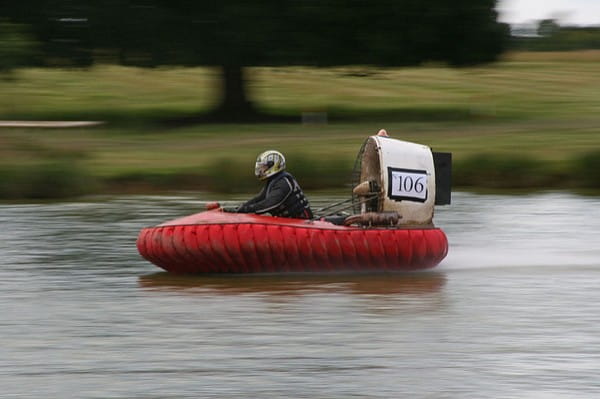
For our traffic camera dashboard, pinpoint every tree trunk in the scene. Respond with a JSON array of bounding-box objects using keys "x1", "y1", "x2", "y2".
[{"x1": 215, "y1": 64, "x2": 256, "y2": 121}]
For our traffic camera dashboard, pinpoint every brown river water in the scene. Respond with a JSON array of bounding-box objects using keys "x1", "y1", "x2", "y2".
[{"x1": 1, "y1": 192, "x2": 599, "y2": 398}]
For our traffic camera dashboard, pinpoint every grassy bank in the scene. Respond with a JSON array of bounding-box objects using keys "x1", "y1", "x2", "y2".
[
  {"x1": 1, "y1": 51, "x2": 599, "y2": 199},
  {"x1": 1, "y1": 123, "x2": 598, "y2": 199}
]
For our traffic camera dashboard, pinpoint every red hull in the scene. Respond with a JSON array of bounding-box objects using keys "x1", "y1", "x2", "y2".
[{"x1": 136, "y1": 210, "x2": 448, "y2": 273}]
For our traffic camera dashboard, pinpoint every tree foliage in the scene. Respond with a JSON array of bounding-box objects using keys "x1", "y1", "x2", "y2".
[{"x1": 0, "y1": 19, "x2": 37, "y2": 76}]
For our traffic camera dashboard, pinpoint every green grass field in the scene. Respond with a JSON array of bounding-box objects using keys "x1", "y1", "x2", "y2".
[{"x1": 1, "y1": 51, "x2": 599, "y2": 198}]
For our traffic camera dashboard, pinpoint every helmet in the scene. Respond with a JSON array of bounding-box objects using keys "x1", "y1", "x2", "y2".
[{"x1": 255, "y1": 150, "x2": 286, "y2": 180}]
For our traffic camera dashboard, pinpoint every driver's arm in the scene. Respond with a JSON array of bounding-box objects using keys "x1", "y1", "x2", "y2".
[
  {"x1": 237, "y1": 177, "x2": 293, "y2": 214},
  {"x1": 236, "y1": 186, "x2": 267, "y2": 212}
]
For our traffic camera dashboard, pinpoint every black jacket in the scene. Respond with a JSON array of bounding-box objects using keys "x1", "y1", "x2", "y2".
[{"x1": 237, "y1": 172, "x2": 313, "y2": 219}]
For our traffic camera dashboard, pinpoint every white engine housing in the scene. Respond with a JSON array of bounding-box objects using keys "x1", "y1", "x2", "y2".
[{"x1": 357, "y1": 135, "x2": 436, "y2": 225}]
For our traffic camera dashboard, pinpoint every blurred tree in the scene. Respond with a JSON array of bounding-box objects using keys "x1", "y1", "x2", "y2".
[
  {"x1": 2, "y1": 0, "x2": 509, "y2": 121},
  {"x1": 0, "y1": 19, "x2": 37, "y2": 78},
  {"x1": 537, "y1": 19, "x2": 560, "y2": 37}
]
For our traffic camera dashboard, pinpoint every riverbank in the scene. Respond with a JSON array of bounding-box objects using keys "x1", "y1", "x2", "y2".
[
  {"x1": 1, "y1": 51, "x2": 599, "y2": 199},
  {"x1": 1, "y1": 121, "x2": 598, "y2": 199}
]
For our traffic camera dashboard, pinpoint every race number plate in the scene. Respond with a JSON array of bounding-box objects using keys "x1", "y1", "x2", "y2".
[{"x1": 387, "y1": 167, "x2": 428, "y2": 202}]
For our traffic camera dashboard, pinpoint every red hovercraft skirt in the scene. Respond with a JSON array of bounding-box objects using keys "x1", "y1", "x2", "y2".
[{"x1": 136, "y1": 210, "x2": 448, "y2": 274}]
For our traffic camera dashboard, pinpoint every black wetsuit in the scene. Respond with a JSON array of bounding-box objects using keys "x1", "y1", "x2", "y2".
[{"x1": 237, "y1": 171, "x2": 313, "y2": 219}]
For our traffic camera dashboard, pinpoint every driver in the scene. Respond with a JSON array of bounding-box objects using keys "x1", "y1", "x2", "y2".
[{"x1": 236, "y1": 150, "x2": 313, "y2": 219}]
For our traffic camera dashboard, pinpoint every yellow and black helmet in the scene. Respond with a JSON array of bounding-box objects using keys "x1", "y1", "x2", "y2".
[{"x1": 255, "y1": 150, "x2": 286, "y2": 180}]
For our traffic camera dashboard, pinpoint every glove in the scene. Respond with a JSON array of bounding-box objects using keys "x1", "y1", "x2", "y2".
[{"x1": 204, "y1": 202, "x2": 220, "y2": 210}]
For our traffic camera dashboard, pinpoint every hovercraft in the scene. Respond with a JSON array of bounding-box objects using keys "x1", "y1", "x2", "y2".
[{"x1": 137, "y1": 130, "x2": 452, "y2": 274}]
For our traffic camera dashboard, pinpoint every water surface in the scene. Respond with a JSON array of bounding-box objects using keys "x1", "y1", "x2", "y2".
[{"x1": 1, "y1": 192, "x2": 599, "y2": 398}]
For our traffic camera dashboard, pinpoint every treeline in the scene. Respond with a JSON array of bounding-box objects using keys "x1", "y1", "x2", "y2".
[
  {"x1": 1, "y1": 1, "x2": 508, "y2": 120},
  {"x1": 513, "y1": 20, "x2": 600, "y2": 51}
]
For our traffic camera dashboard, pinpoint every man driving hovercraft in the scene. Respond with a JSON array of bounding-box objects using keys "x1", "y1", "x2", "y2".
[{"x1": 235, "y1": 150, "x2": 313, "y2": 219}]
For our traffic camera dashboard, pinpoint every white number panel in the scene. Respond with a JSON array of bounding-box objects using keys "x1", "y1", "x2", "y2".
[{"x1": 387, "y1": 167, "x2": 428, "y2": 202}]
